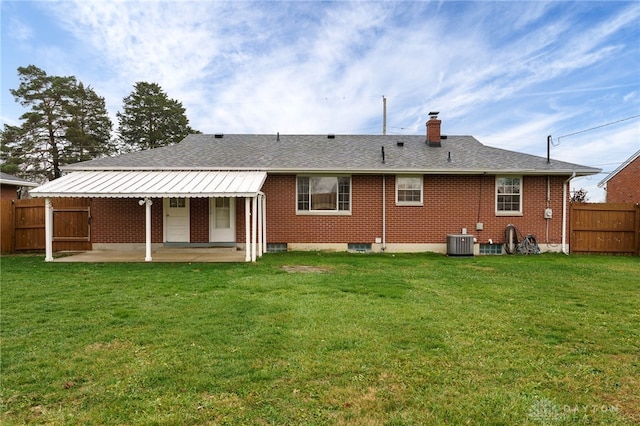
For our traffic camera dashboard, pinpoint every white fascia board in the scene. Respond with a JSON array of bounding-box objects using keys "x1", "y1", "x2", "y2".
[
  {"x1": 266, "y1": 168, "x2": 601, "y2": 176},
  {"x1": 0, "y1": 178, "x2": 39, "y2": 187}
]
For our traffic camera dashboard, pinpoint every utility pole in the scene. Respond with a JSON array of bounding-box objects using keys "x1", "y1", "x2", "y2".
[{"x1": 382, "y1": 95, "x2": 387, "y2": 135}]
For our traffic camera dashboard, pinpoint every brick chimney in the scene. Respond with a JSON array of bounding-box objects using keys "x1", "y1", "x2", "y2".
[{"x1": 426, "y1": 111, "x2": 441, "y2": 147}]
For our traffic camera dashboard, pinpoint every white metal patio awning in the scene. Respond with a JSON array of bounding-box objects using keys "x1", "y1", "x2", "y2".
[{"x1": 29, "y1": 170, "x2": 267, "y2": 198}]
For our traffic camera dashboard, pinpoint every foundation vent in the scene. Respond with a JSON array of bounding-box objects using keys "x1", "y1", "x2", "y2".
[
  {"x1": 348, "y1": 243, "x2": 372, "y2": 253},
  {"x1": 267, "y1": 243, "x2": 288, "y2": 253}
]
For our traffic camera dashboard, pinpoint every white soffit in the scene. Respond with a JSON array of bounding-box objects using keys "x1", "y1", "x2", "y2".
[{"x1": 29, "y1": 171, "x2": 267, "y2": 198}]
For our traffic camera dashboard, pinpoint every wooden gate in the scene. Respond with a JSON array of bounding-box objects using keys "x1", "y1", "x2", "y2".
[
  {"x1": 570, "y1": 203, "x2": 640, "y2": 255},
  {"x1": 1, "y1": 198, "x2": 91, "y2": 252},
  {"x1": 14, "y1": 198, "x2": 45, "y2": 250}
]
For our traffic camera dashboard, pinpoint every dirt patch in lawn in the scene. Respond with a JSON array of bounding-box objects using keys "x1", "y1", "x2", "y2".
[{"x1": 282, "y1": 265, "x2": 331, "y2": 273}]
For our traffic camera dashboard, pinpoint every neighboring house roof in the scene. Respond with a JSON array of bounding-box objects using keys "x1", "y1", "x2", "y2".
[
  {"x1": 0, "y1": 172, "x2": 39, "y2": 187},
  {"x1": 597, "y1": 149, "x2": 640, "y2": 187},
  {"x1": 63, "y1": 134, "x2": 601, "y2": 176}
]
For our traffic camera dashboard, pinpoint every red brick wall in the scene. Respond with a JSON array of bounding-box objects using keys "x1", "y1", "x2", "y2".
[
  {"x1": 90, "y1": 174, "x2": 569, "y2": 247},
  {"x1": 1, "y1": 185, "x2": 18, "y2": 200},
  {"x1": 261, "y1": 174, "x2": 566, "y2": 246},
  {"x1": 259, "y1": 175, "x2": 382, "y2": 243},
  {"x1": 386, "y1": 175, "x2": 566, "y2": 244},
  {"x1": 606, "y1": 156, "x2": 640, "y2": 203},
  {"x1": 190, "y1": 198, "x2": 209, "y2": 243},
  {"x1": 235, "y1": 197, "x2": 247, "y2": 242},
  {"x1": 92, "y1": 198, "x2": 163, "y2": 243}
]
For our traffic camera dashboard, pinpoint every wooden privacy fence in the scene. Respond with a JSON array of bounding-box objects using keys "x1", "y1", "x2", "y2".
[
  {"x1": 570, "y1": 203, "x2": 640, "y2": 255},
  {"x1": 0, "y1": 198, "x2": 91, "y2": 253}
]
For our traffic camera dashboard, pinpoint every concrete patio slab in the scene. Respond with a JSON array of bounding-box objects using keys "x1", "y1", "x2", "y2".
[{"x1": 52, "y1": 247, "x2": 248, "y2": 263}]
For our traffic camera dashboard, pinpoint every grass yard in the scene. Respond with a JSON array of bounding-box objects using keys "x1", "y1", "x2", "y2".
[{"x1": 1, "y1": 252, "x2": 639, "y2": 425}]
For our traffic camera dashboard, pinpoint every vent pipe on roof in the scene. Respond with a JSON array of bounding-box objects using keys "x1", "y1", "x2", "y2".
[
  {"x1": 381, "y1": 146, "x2": 385, "y2": 164},
  {"x1": 328, "y1": 134, "x2": 335, "y2": 139},
  {"x1": 277, "y1": 132, "x2": 280, "y2": 142},
  {"x1": 214, "y1": 134, "x2": 224, "y2": 138}
]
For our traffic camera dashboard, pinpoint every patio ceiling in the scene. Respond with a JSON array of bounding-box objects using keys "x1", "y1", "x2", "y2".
[{"x1": 29, "y1": 170, "x2": 267, "y2": 198}]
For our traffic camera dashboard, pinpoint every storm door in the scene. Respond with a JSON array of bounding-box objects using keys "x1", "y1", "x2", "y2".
[
  {"x1": 164, "y1": 197, "x2": 190, "y2": 242},
  {"x1": 210, "y1": 197, "x2": 235, "y2": 243}
]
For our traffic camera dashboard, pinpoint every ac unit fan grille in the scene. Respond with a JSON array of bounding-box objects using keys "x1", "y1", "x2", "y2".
[{"x1": 447, "y1": 234, "x2": 474, "y2": 256}]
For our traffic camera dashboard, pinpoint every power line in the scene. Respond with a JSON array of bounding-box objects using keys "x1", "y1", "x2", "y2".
[{"x1": 557, "y1": 114, "x2": 640, "y2": 141}]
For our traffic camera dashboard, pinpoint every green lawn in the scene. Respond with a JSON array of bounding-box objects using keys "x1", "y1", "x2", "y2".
[{"x1": 1, "y1": 252, "x2": 638, "y2": 425}]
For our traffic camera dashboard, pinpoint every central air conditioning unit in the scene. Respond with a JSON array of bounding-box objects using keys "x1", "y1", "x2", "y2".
[{"x1": 447, "y1": 234, "x2": 474, "y2": 256}]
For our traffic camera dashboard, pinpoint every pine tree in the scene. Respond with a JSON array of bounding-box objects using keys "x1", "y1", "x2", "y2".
[
  {"x1": 117, "y1": 82, "x2": 198, "y2": 152},
  {"x1": 1, "y1": 65, "x2": 114, "y2": 181},
  {"x1": 65, "y1": 82, "x2": 115, "y2": 162}
]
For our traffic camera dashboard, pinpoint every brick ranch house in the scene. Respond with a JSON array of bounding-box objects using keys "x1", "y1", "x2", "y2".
[
  {"x1": 597, "y1": 149, "x2": 640, "y2": 203},
  {"x1": 30, "y1": 114, "x2": 600, "y2": 262}
]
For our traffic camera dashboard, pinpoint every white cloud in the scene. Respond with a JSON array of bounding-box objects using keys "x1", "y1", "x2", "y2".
[
  {"x1": 7, "y1": 17, "x2": 33, "y2": 41},
  {"x1": 3, "y1": 0, "x2": 637, "y2": 173}
]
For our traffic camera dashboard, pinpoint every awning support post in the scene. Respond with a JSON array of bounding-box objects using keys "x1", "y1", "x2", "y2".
[
  {"x1": 245, "y1": 197, "x2": 251, "y2": 262},
  {"x1": 257, "y1": 194, "x2": 263, "y2": 257},
  {"x1": 142, "y1": 198, "x2": 153, "y2": 261},
  {"x1": 251, "y1": 195, "x2": 257, "y2": 262},
  {"x1": 44, "y1": 197, "x2": 53, "y2": 262}
]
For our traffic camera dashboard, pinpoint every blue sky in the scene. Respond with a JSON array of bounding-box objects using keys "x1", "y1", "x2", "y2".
[{"x1": 2, "y1": 1, "x2": 639, "y2": 201}]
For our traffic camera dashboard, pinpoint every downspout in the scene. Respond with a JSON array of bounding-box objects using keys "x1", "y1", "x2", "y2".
[
  {"x1": 562, "y1": 172, "x2": 576, "y2": 255},
  {"x1": 382, "y1": 175, "x2": 386, "y2": 251}
]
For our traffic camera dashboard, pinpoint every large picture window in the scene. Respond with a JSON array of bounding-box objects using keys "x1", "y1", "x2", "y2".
[
  {"x1": 396, "y1": 175, "x2": 423, "y2": 205},
  {"x1": 496, "y1": 176, "x2": 522, "y2": 215},
  {"x1": 297, "y1": 176, "x2": 350, "y2": 214}
]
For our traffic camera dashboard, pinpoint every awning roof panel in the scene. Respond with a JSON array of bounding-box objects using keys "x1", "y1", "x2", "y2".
[{"x1": 29, "y1": 171, "x2": 267, "y2": 198}]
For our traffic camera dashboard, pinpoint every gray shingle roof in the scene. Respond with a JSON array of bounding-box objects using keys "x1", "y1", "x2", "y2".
[
  {"x1": 0, "y1": 172, "x2": 39, "y2": 187},
  {"x1": 64, "y1": 134, "x2": 600, "y2": 176}
]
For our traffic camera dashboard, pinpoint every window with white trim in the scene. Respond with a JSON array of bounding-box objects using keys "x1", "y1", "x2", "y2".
[
  {"x1": 396, "y1": 175, "x2": 423, "y2": 205},
  {"x1": 297, "y1": 176, "x2": 351, "y2": 213},
  {"x1": 496, "y1": 176, "x2": 522, "y2": 215},
  {"x1": 169, "y1": 197, "x2": 186, "y2": 208}
]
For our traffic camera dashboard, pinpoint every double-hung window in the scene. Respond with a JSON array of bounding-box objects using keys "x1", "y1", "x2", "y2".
[
  {"x1": 496, "y1": 176, "x2": 522, "y2": 215},
  {"x1": 297, "y1": 176, "x2": 351, "y2": 214},
  {"x1": 396, "y1": 175, "x2": 423, "y2": 205}
]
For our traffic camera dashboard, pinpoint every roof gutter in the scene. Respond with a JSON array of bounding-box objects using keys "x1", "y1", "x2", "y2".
[
  {"x1": 61, "y1": 166, "x2": 601, "y2": 177},
  {"x1": 248, "y1": 167, "x2": 601, "y2": 176},
  {"x1": 0, "y1": 178, "x2": 39, "y2": 187}
]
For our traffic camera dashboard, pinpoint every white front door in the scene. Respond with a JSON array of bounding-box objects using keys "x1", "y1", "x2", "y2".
[
  {"x1": 210, "y1": 197, "x2": 235, "y2": 243},
  {"x1": 164, "y1": 198, "x2": 190, "y2": 242}
]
